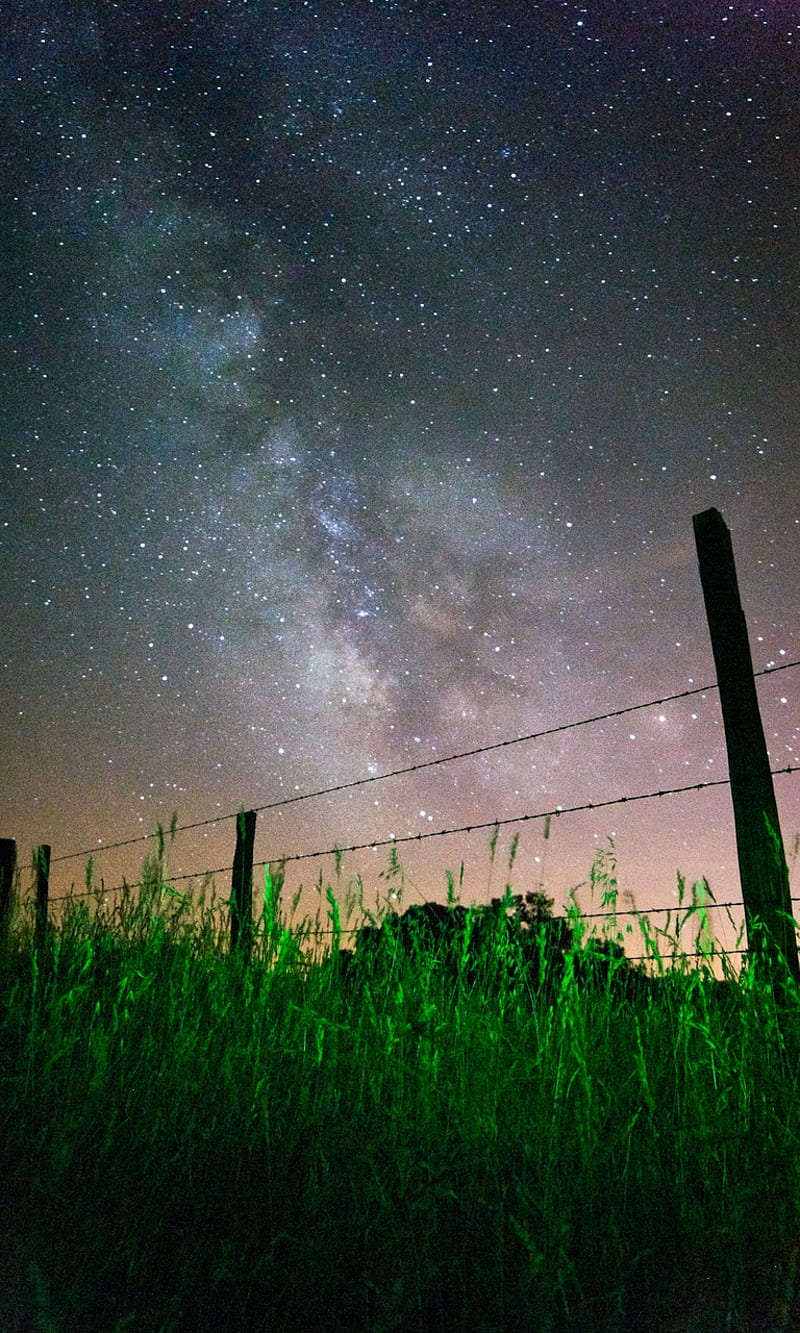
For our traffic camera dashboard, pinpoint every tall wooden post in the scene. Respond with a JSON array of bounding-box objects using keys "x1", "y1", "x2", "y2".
[
  {"x1": 0, "y1": 839, "x2": 16, "y2": 952},
  {"x1": 34, "y1": 844, "x2": 50, "y2": 952},
  {"x1": 693, "y1": 508, "x2": 800, "y2": 985},
  {"x1": 230, "y1": 810, "x2": 256, "y2": 957}
]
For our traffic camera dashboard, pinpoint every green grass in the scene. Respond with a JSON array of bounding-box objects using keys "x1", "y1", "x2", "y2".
[{"x1": 2, "y1": 847, "x2": 800, "y2": 1332}]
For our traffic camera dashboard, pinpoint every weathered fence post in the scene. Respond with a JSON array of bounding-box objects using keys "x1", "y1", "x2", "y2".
[
  {"x1": 693, "y1": 507, "x2": 800, "y2": 987},
  {"x1": 34, "y1": 844, "x2": 50, "y2": 952},
  {"x1": 0, "y1": 838, "x2": 16, "y2": 953},
  {"x1": 230, "y1": 810, "x2": 256, "y2": 957}
]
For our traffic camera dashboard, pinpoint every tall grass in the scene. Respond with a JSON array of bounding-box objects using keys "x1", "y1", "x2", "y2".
[{"x1": 1, "y1": 844, "x2": 800, "y2": 1332}]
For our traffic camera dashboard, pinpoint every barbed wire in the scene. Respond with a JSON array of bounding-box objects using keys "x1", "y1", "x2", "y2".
[
  {"x1": 47, "y1": 656, "x2": 800, "y2": 866},
  {"x1": 259, "y1": 763, "x2": 800, "y2": 868},
  {"x1": 18, "y1": 884, "x2": 757, "y2": 969},
  {"x1": 302, "y1": 899, "x2": 752, "y2": 940},
  {"x1": 43, "y1": 762, "x2": 800, "y2": 901},
  {"x1": 35, "y1": 868, "x2": 756, "y2": 926}
]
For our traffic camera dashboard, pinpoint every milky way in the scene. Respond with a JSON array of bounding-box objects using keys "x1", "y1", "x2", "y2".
[{"x1": 3, "y1": 2, "x2": 800, "y2": 942}]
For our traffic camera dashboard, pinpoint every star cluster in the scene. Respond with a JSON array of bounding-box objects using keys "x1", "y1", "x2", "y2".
[{"x1": 3, "y1": 2, "x2": 800, "y2": 931}]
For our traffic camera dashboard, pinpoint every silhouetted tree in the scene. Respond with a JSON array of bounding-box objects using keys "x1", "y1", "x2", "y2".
[{"x1": 337, "y1": 889, "x2": 655, "y2": 1001}]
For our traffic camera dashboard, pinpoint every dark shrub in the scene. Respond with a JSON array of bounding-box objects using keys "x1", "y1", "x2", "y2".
[{"x1": 338, "y1": 891, "x2": 655, "y2": 1002}]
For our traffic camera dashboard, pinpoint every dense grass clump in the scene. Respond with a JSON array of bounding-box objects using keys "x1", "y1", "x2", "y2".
[{"x1": 2, "y1": 849, "x2": 800, "y2": 1331}]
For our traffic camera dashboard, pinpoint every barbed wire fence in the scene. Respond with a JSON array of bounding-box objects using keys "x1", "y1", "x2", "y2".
[{"x1": 3, "y1": 656, "x2": 797, "y2": 972}]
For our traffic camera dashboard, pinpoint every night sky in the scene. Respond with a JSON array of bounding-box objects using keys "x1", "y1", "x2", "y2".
[{"x1": 3, "y1": 1, "x2": 800, "y2": 946}]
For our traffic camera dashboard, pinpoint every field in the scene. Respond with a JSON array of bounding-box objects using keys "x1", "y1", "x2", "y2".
[{"x1": 1, "y1": 843, "x2": 800, "y2": 1332}]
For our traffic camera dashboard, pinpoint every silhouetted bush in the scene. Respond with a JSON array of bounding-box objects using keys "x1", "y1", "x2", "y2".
[{"x1": 338, "y1": 891, "x2": 657, "y2": 1002}]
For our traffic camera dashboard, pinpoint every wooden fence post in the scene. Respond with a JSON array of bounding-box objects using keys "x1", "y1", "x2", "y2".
[
  {"x1": 0, "y1": 837, "x2": 17, "y2": 965},
  {"x1": 0, "y1": 839, "x2": 16, "y2": 952},
  {"x1": 230, "y1": 810, "x2": 256, "y2": 957},
  {"x1": 693, "y1": 507, "x2": 800, "y2": 987},
  {"x1": 34, "y1": 844, "x2": 50, "y2": 951}
]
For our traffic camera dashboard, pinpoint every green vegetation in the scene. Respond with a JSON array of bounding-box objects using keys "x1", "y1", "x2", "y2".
[{"x1": 2, "y1": 843, "x2": 800, "y2": 1332}]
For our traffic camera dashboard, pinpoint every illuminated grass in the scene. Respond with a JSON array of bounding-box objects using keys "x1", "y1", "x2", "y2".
[{"x1": 1, "y1": 845, "x2": 799, "y2": 1331}]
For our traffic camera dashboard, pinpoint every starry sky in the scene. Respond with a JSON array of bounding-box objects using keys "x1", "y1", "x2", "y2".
[{"x1": 3, "y1": 1, "x2": 800, "y2": 948}]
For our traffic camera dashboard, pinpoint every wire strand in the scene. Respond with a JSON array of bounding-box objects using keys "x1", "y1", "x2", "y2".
[
  {"x1": 44, "y1": 763, "x2": 800, "y2": 900},
  {"x1": 46, "y1": 656, "x2": 800, "y2": 867}
]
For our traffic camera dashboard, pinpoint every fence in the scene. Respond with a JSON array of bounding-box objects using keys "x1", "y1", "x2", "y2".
[
  {"x1": 2, "y1": 671, "x2": 799, "y2": 966},
  {"x1": 3, "y1": 509, "x2": 800, "y2": 981}
]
